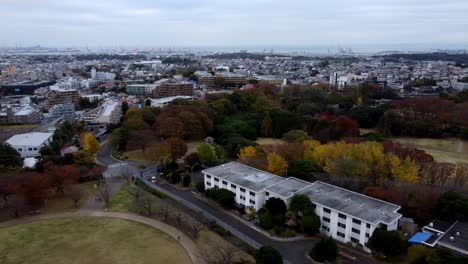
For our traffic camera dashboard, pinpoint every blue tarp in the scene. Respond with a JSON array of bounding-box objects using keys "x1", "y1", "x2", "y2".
[{"x1": 408, "y1": 232, "x2": 433, "y2": 244}]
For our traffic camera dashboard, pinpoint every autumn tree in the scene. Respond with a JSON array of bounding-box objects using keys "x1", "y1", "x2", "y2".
[
  {"x1": 165, "y1": 137, "x2": 188, "y2": 159},
  {"x1": 144, "y1": 142, "x2": 172, "y2": 164},
  {"x1": 261, "y1": 113, "x2": 273, "y2": 137},
  {"x1": 282, "y1": 130, "x2": 310, "y2": 143},
  {"x1": 82, "y1": 132, "x2": 101, "y2": 155},
  {"x1": 44, "y1": 162, "x2": 80, "y2": 195},
  {"x1": 267, "y1": 153, "x2": 288, "y2": 176},
  {"x1": 238, "y1": 146, "x2": 257, "y2": 160}
]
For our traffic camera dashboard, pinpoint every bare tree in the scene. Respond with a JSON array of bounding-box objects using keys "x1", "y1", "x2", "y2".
[
  {"x1": 127, "y1": 185, "x2": 143, "y2": 201},
  {"x1": 67, "y1": 185, "x2": 84, "y2": 208},
  {"x1": 175, "y1": 208, "x2": 184, "y2": 226},
  {"x1": 6, "y1": 196, "x2": 28, "y2": 218},
  {"x1": 98, "y1": 184, "x2": 112, "y2": 207},
  {"x1": 199, "y1": 241, "x2": 240, "y2": 264},
  {"x1": 131, "y1": 193, "x2": 155, "y2": 216},
  {"x1": 189, "y1": 221, "x2": 204, "y2": 239},
  {"x1": 159, "y1": 201, "x2": 171, "y2": 222}
]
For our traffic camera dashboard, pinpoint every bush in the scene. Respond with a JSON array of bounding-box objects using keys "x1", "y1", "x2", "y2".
[
  {"x1": 302, "y1": 214, "x2": 320, "y2": 235},
  {"x1": 255, "y1": 246, "x2": 283, "y2": 264},
  {"x1": 205, "y1": 188, "x2": 235, "y2": 209},
  {"x1": 195, "y1": 182, "x2": 205, "y2": 193},
  {"x1": 265, "y1": 198, "x2": 287, "y2": 215},
  {"x1": 310, "y1": 237, "x2": 338, "y2": 263},
  {"x1": 367, "y1": 229, "x2": 407, "y2": 257},
  {"x1": 259, "y1": 211, "x2": 274, "y2": 230},
  {"x1": 167, "y1": 172, "x2": 181, "y2": 184},
  {"x1": 182, "y1": 174, "x2": 191, "y2": 187},
  {"x1": 273, "y1": 226, "x2": 285, "y2": 235}
]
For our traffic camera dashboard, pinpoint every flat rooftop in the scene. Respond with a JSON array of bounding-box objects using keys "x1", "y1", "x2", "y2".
[
  {"x1": 438, "y1": 221, "x2": 468, "y2": 255},
  {"x1": 265, "y1": 177, "x2": 312, "y2": 198},
  {"x1": 202, "y1": 162, "x2": 284, "y2": 192},
  {"x1": 6, "y1": 132, "x2": 53, "y2": 147},
  {"x1": 299, "y1": 181, "x2": 401, "y2": 224}
]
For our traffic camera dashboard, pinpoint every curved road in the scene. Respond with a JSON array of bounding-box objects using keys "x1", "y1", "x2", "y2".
[
  {"x1": 98, "y1": 142, "x2": 375, "y2": 264},
  {"x1": 0, "y1": 210, "x2": 202, "y2": 264}
]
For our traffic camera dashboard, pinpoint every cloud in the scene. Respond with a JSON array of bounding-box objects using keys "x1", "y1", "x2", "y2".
[{"x1": 0, "y1": 0, "x2": 467, "y2": 50}]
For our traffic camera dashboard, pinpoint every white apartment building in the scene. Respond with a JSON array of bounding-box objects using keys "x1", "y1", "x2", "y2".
[
  {"x1": 91, "y1": 67, "x2": 116, "y2": 82},
  {"x1": 203, "y1": 162, "x2": 402, "y2": 250},
  {"x1": 6, "y1": 132, "x2": 53, "y2": 158},
  {"x1": 84, "y1": 100, "x2": 121, "y2": 124}
]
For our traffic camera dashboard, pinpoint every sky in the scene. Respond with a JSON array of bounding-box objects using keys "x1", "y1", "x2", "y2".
[{"x1": 1, "y1": 0, "x2": 468, "y2": 51}]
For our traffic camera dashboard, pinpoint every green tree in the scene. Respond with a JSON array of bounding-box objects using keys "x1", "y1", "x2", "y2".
[
  {"x1": 435, "y1": 191, "x2": 468, "y2": 221},
  {"x1": 367, "y1": 229, "x2": 407, "y2": 257},
  {"x1": 309, "y1": 237, "x2": 338, "y2": 262},
  {"x1": 182, "y1": 174, "x2": 191, "y2": 187},
  {"x1": 282, "y1": 130, "x2": 309, "y2": 143},
  {"x1": 255, "y1": 246, "x2": 283, "y2": 264},
  {"x1": 289, "y1": 194, "x2": 315, "y2": 216},
  {"x1": 121, "y1": 101, "x2": 129, "y2": 116},
  {"x1": 266, "y1": 197, "x2": 287, "y2": 216},
  {"x1": 302, "y1": 214, "x2": 320, "y2": 235},
  {"x1": 195, "y1": 143, "x2": 218, "y2": 166},
  {"x1": 287, "y1": 160, "x2": 321, "y2": 181},
  {"x1": 261, "y1": 112, "x2": 273, "y2": 137},
  {"x1": 145, "y1": 98, "x2": 151, "y2": 107},
  {"x1": 259, "y1": 211, "x2": 274, "y2": 230},
  {"x1": 0, "y1": 143, "x2": 22, "y2": 167},
  {"x1": 408, "y1": 245, "x2": 431, "y2": 264}
]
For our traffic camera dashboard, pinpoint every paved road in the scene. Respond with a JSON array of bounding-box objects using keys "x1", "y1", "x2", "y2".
[
  {"x1": 0, "y1": 210, "x2": 202, "y2": 264},
  {"x1": 97, "y1": 143, "x2": 375, "y2": 264}
]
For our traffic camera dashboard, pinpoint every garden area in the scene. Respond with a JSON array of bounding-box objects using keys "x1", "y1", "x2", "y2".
[{"x1": 0, "y1": 217, "x2": 191, "y2": 264}]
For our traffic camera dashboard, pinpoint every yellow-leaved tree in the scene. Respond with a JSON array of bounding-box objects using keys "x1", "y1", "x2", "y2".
[
  {"x1": 238, "y1": 146, "x2": 257, "y2": 160},
  {"x1": 387, "y1": 155, "x2": 419, "y2": 183},
  {"x1": 83, "y1": 132, "x2": 101, "y2": 156},
  {"x1": 267, "y1": 153, "x2": 288, "y2": 176}
]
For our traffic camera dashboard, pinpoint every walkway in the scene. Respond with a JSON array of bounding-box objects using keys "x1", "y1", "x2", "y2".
[{"x1": 0, "y1": 210, "x2": 202, "y2": 264}]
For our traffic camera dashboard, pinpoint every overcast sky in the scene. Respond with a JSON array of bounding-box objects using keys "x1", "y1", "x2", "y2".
[{"x1": 1, "y1": 0, "x2": 467, "y2": 50}]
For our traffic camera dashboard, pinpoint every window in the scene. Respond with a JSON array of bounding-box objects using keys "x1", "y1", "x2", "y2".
[
  {"x1": 240, "y1": 195, "x2": 245, "y2": 201},
  {"x1": 351, "y1": 237, "x2": 359, "y2": 243},
  {"x1": 206, "y1": 175, "x2": 211, "y2": 179},
  {"x1": 365, "y1": 233, "x2": 370, "y2": 238},
  {"x1": 338, "y1": 213, "x2": 347, "y2": 220},
  {"x1": 338, "y1": 223, "x2": 346, "y2": 229},
  {"x1": 352, "y1": 228, "x2": 360, "y2": 234},
  {"x1": 265, "y1": 192, "x2": 269, "y2": 196},
  {"x1": 222, "y1": 181, "x2": 227, "y2": 185},
  {"x1": 323, "y1": 208, "x2": 331, "y2": 214},
  {"x1": 214, "y1": 178, "x2": 219, "y2": 182},
  {"x1": 206, "y1": 182, "x2": 211, "y2": 186},
  {"x1": 249, "y1": 191, "x2": 255, "y2": 196},
  {"x1": 18, "y1": 148, "x2": 22, "y2": 151},
  {"x1": 28, "y1": 148, "x2": 32, "y2": 151},
  {"x1": 366, "y1": 223, "x2": 371, "y2": 228},
  {"x1": 250, "y1": 200, "x2": 255, "y2": 205},
  {"x1": 33, "y1": 148, "x2": 37, "y2": 151},
  {"x1": 322, "y1": 225, "x2": 330, "y2": 232},
  {"x1": 240, "y1": 188, "x2": 245, "y2": 192},
  {"x1": 352, "y1": 219, "x2": 361, "y2": 225},
  {"x1": 231, "y1": 184, "x2": 236, "y2": 189},
  {"x1": 337, "y1": 232, "x2": 345, "y2": 238},
  {"x1": 322, "y1": 217, "x2": 330, "y2": 223}
]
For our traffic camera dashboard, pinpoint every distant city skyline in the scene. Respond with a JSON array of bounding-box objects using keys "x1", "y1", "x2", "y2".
[{"x1": 1, "y1": 0, "x2": 468, "y2": 50}]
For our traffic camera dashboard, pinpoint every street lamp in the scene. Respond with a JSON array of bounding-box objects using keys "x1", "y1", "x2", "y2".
[{"x1": 189, "y1": 162, "x2": 199, "y2": 184}]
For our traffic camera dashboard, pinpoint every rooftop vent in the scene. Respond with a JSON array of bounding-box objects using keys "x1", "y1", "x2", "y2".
[
  {"x1": 456, "y1": 232, "x2": 460, "y2": 237},
  {"x1": 429, "y1": 222, "x2": 434, "y2": 227},
  {"x1": 450, "y1": 236, "x2": 455, "y2": 241}
]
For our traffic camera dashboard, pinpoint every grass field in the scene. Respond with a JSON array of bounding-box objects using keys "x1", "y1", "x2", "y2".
[
  {"x1": 255, "y1": 137, "x2": 286, "y2": 145},
  {"x1": 393, "y1": 137, "x2": 468, "y2": 164},
  {"x1": 0, "y1": 217, "x2": 191, "y2": 264}
]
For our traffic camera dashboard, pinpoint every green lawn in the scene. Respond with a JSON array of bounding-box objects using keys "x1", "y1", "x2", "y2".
[
  {"x1": 0, "y1": 217, "x2": 191, "y2": 264},
  {"x1": 108, "y1": 182, "x2": 135, "y2": 212},
  {"x1": 393, "y1": 137, "x2": 468, "y2": 164}
]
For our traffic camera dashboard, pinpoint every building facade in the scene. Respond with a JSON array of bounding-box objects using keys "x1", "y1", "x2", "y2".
[
  {"x1": 203, "y1": 162, "x2": 402, "y2": 250},
  {"x1": 6, "y1": 132, "x2": 53, "y2": 157}
]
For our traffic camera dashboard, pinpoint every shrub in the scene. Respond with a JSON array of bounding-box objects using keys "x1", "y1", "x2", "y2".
[
  {"x1": 205, "y1": 188, "x2": 235, "y2": 209},
  {"x1": 302, "y1": 214, "x2": 320, "y2": 235},
  {"x1": 182, "y1": 174, "x2": 191, "y2": 187},
  {"x1": 367, "y1": 229, "x2": 407, "y2": 257},
  {"x1": 195, "y1": 182, "x2": 205, "y2": 193},
  {"x1": 310, "y1": 237, "x2": 338, "y2": 262},
  {"x1": 259, "y1": 211, "x2": 274, "y2": 230},
  {"x1": 167, "y1": 172, "x2": 181, "y2": 184},
  {"x1": 255, "y1": 246, "x2": 283, "y2": 264}
]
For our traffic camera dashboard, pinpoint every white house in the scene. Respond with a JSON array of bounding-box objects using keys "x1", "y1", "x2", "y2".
[
  {"x1": 202, "y1": 162, "x2": 402, "y2": 250},
  {"x1": 6, "y1": 132, "x2": 54, "y2": 157}
]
